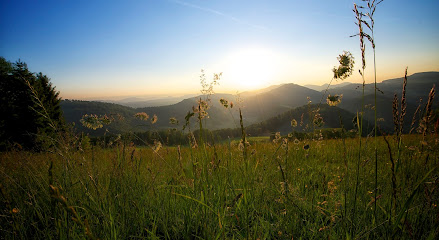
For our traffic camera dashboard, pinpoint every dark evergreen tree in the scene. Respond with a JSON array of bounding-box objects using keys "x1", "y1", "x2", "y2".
[
  {"x1": 0, "y1": 57, "x2": 64, "y2": 150},
  {"x1": 33, "y1": 72, "x2": 65, "y2": 147}
]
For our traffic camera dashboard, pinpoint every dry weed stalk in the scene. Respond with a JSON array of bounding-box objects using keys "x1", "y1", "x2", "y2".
[
  {"x1": 420, "y1": 85, "x2": 436, "y2": 139},
  {"x1": 391, "y1": 69, "x2": 409, "y2": 177},
  {"x1": 391, "y1": 68, "x2": 408, "y2": 137},
  {"x1": 392, "y1": 94, "x2": 399, "y2": 134},
  {"x1": 399, "y1": 68, "x2": 408, "y2": 135},
  {"x1": 239, "y1": 108, "x2": 247, "y2": 160},
  {"x1": 409, "y1": 98, "x2": 423, "y2": 134},
  {"x1": 351, "y1": 4, "x2": 367, "y2": 233}
]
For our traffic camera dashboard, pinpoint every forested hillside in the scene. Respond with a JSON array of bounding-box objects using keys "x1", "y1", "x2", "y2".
[{"x1": 61, "y1": 72, "x2": 437, "y2": 137}]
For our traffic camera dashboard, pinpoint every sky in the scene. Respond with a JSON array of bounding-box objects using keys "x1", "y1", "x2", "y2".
[{"x1": 1, "y1": 0, "x2": 438, "y2": 100}]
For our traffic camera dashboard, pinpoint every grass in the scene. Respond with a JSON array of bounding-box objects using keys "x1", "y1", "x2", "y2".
[
  {"x1": 2, "y1": 1, "x2": 438, "y2": 239},
  {"x1": 1, "y1": 133, "x2": 438, "y2": 239}
]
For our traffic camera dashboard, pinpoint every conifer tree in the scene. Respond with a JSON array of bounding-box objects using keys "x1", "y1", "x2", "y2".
[{"x1": 0, "y1": 57, "x2": 64, "y2": 150}]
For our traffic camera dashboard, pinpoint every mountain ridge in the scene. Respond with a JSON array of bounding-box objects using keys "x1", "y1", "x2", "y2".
[{"x1": 61, "y1": 71, "x2": 438, "y2": 136}]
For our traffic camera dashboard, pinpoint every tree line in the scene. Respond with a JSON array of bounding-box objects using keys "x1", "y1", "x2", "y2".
[
  {"x1": 0, "y1": 56, "x2": 378, "y2": 151},
  {"x1": 0, "y1": 57, "x2": 64, "y2": 151}
]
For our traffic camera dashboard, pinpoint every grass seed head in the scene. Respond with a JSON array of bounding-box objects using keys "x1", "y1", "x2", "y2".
[
  {"x1": 332, "y1": 51, "x2": 355, "y2": 80},
  {"x1": 327, "y1": 94, "x2": 343, "y2": 106},
  {"x1": 151, "y1": 114, "x2": 158, "y2": 124},
  {"x1": 135, "y1": 112, "x2": 149, "y2": 121},
  {"x1": 219, "y1": 98, "x2": 229, "y2": 108},
  {"x1": 169, "y1": 117, "x2": 179, "y2": 125},
  {"x1": 291, "y1": 119, "x2": 298, "y2": 128}
]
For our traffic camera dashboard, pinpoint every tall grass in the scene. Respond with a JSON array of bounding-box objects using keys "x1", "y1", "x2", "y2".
[
  {"x1": 2, "y1": 74, "x2": 438, "y2": 239},
  {"x1": 1, "y1": 1, "x2": 439, "y2": 239},
  {"x1": 2, "y1": 133, "x2": 438, "y2": 239},
  {"x1": 351, "y1": 0, "x2": 384, "y2": 233}
]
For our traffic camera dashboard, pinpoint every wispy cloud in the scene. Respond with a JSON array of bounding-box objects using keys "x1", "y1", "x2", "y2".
[{"x1": 170, "y1": 0, "x2": 267, "y2": 31}]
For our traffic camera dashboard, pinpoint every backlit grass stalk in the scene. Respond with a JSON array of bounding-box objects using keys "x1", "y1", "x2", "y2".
[
  {"x1": 421, "y1": 85, "x2": 435, "y2": 142},
  {"x1": 325, "y1": 51, "x2": 354, "y2": 232},
  {"x1": 351, "y1": 4, "x2": 367, "y2": 235},
  {"x1": 237, "y1": 108, "x2": 252, "y2": 239},
  {"x1": 196, "y1": 97, "x2": 210, "y2": 189},
  {"x1": 354, "y1": 0, "x2": 384, "y2": 224},
  {"x1": 339, "y1": 114, "x2": 349, "y2": 228},
  {"x1": 395, "y1": 68, "x2": 408, "y2": 174},
  {"x1": 271, "y1": 138, "x2": 287, "y2": 194},
  {"x1": 284, "y1": 138, "x2": 289, "y2": 196},
  {"x1": 22, "y1": 74, "x2": 101, "y2": 238},
  {"x1": 409, "y1": 98, "x2": 423, "y2": 134},
  {"x1": 239, "y1": 108, "x2": 248, "y2": 163},
  {"x1": 23, "y1": 75, "x2": 87, "y2": 209},
  {"x1": 364, "y1": 0, "x2": 383, "y2": 223}
]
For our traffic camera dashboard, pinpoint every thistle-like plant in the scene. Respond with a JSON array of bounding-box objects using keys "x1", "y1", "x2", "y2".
[
  {"x1": 169, "y1": 117, "x2": 179, "y2": 125},
  {"x1": 332, "y1": 51, "x2": 355, "y2": 81},
  {"x1": 327, "y1": 94, "x2": 343, "y2": 107},
  {"x1": 151, "y1": 114, "x2": 158, "y2": 124},
  {"x1": 219, "y1": 98, "x2": 229, "y2": 108},
  {"x1": 320, "y1": 51, "x2": 354, "y2": 107},
  {"x1": 290, "y1": 119, "x2": 297, "y2": 128},
  {"x1": 80, "y1": 114, "x2": 113, "y2": 130},
  {"x1": 134, "y1": 112, "x2": 149, "y2": 121}
]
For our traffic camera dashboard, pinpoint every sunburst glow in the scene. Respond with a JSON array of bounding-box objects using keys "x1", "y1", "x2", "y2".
[{"x1": 222, "y1": 47, "x2": 280, "y2": 90}]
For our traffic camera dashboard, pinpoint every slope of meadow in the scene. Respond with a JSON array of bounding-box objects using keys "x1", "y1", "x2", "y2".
[{"x1": 1, "y1": 133, "x2": 438, "y2": 239}]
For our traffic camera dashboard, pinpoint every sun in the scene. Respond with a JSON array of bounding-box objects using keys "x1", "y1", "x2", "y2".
[{"x1": 222, "y1": 47, "x2": 279, "y2": 90}]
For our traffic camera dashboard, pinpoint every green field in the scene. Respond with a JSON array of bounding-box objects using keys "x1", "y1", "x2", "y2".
[
  {"x1": 1, "y1": 133, "x2": 438, "y2": 239},
  {"x1": 1, "y1": 0, "x2": 439, "y2": 238}
]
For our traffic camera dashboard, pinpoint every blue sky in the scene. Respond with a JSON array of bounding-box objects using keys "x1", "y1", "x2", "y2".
[{"x1": 1, "y1": 0, "x2": 438, "y2": 99}]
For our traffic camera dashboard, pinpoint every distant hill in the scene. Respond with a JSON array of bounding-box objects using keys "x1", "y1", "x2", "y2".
[
  {"x1": 61, "y1": 72, "x2": 437, "y2": 136},
  {"x1": 239, "y1": 83, "x2": 323, "y2": 123},
  {"x1": 61, "y1": 95, "x2": 239, "y2": 136},
  {"x1": 95, "y1": 95, "x2": 197, "y2": 108},
  {"x1": 61, "y1": 100, "x2": 138, "y2": 136},
  {"x1": 239, "y1": 83, "x2": 286, "y2": 97},
  {"x1": 326, "y1": 72, "x2": 438, "y2": 132},
  {"x1": 245, "y1": 104, "x2": 368, "y2": 136},
  {"x1": 139, "y1": 83, "x2": 324, "y2": 129},
  {"x1": 61, "y1": 84, "x2": 323, "y2": 135},
  {"x1": 305, "y1": 82, "x2": 352, "y2": 91},
  {"x1": 326, "y1": 72, "x2": 438, "y2": 103}
]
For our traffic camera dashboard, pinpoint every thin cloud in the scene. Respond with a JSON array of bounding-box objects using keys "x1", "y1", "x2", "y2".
[{"x1": 170, "y1": 0, "x2": 267, "y2": 31}]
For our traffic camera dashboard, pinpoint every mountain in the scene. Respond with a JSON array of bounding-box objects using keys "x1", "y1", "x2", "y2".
[
  {"x1": 239, "y1": 83, "x2": 322, "y2": 123},
  {"x1": 305, "y1": 82, "x2": 352, "y2": 91},
  {"x1": 325, "y1": 72, "x2": 438, "y2": 132},
  {"x1": 95, "y1": 95, "x2": 197, "y2": 108},
  {"x1": 240, "y1": 83, "x2": 286, "y2": 97},
  {"x1": 61, "y1": 72, "x2": 437, "y2": 136},
  {"x1": 61, "y1": 100, "x2": 138, "y2": 136},
  {"x1": 326, "y1": 72, "x2": 438, "y2": 103},
  {"x1": 245, "y1": 104, "x2": 365, "y2": 136},
  {"x1": 60, "y1": 84, "x2": 323, "y2": 135},
  {"x1": 61, "y1": 94, "x2": 239, "y2": 136}
]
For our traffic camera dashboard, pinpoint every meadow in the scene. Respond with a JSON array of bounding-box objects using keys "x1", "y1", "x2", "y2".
[
  {"x1": 1, "y1": 1, "x2": 438, "y2": 239},
  {"x1": 1, "y1": 130, "x2": 438, "y2": 239}
]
